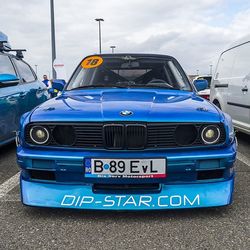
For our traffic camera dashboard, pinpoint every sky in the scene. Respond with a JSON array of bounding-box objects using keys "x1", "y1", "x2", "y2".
[{"x1": 1, "y1": 0, "x2": 250, "y2": 80}]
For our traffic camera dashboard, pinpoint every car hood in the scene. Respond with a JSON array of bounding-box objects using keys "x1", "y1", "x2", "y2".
[{"x1": 30, "y1": 89, "x2": 222, "y2": 123}]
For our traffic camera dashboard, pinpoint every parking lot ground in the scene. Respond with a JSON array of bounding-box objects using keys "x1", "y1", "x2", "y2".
[
  {"x1": 0, "y1": 143, "x2": 17, "y2": 185},
  {"x1": 0, "y1": 134, "x2": 249, "y2": 250}
]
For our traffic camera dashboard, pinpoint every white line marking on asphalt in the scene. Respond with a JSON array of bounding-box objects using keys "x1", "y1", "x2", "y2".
[
  {"x1": 237, "y1": 152, "x2": 250, "y2": 167},
  {"x1": 0, "y1": 194, "x2": 19, "y2": 202},
  {"x1": 0, "y1": 172, "x2": 19, "y2": 199}
]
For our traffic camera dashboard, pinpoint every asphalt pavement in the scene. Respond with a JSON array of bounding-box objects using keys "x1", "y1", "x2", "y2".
[{"x1": 0, "y1": 133, "x2": 249, "y2": 250}]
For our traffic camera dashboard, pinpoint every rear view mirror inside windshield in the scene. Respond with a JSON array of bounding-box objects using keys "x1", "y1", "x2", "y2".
[{"x1": 121, "y1": 61, "x2": 140, "y2": 68}]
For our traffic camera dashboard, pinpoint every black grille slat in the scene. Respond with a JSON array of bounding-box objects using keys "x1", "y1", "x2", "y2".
[
  {"x1": 126, "y1": 125, "x2": 146, "y2": 149},
  {"x1": 104, "y1": 124, "x2": 124, "y2": 149},
  {"x1": 25, "y1": 122, "x2": 226, "y2": 149}
]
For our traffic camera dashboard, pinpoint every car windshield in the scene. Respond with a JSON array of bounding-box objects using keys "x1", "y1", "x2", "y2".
[{"x1": 66, "y1": 56, "x2": 191, "y2": 91}]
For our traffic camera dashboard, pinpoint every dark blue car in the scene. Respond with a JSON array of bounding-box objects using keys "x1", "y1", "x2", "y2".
[
  {"x1": 17, "y1": 54, "x2": 237, "y2": 210},
  {"x1": 0, "y1": 40, "x2": 49, "y2": 146}
]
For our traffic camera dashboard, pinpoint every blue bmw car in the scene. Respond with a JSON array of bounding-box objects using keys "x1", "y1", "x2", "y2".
[
  {"x1": 17, "y1": 54, "x2": 236, "y2": 210},
  {"x1": 0, "y1": 36, "x2": 49, "y2": 146}
]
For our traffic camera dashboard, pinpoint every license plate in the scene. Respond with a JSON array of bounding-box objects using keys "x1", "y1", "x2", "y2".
[{"x1": 84, "y1": 158, "x2": 166, "y2": 178}]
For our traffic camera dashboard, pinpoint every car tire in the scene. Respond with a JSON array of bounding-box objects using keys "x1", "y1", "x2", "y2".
[{"x1": 213, "y1": 100, "x2": 221, "y2": 110}]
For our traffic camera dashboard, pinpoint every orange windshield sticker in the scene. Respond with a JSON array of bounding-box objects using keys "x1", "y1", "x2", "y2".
[{"x1": 81, "y1": 56, "x2": 103, "y2": 69}]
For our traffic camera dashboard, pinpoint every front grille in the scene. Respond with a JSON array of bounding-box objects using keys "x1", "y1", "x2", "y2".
[
  {"x1": 103, "y1": 124, "x2": 146, "y2": 149},
  {"x1": 25, "y1": 122, "x2": 226, "y2": 149},
  {"x1": 104, "y1": 124, "x2": 124, "y2": 149},
  {"x1": 74, "y1": 124, "x2": 103, "y2": 148},
  {"x1": 126, "y1": 124, "x2": 146, "y2": 149}
]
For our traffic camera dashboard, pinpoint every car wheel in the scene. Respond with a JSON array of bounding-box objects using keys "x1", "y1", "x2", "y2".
[{"x1": 213, "y1": 100, "x2": 221, "y2": 109}]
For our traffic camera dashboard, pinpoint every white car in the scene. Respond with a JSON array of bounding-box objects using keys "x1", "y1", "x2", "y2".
[{"x1": 210, "y1": 35, "x2": 250, "y2": 135}]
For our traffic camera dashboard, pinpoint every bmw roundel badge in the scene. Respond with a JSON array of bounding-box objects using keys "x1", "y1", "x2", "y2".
[{"x1": 120, "y1": 110, "x2": 133, "y2": 116}]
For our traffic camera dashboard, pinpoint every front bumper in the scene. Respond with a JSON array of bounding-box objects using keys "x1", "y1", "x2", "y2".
[{"x1": 21, "y1": 176, "x2": 234, "y2": 210}]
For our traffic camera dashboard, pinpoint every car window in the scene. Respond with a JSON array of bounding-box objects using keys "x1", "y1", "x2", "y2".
[
  {"x1": 232, "y1": 42, "x2": 250, "y2": 78},
  {"x1": 167, "y1": 61, "x2": 190, "y2": 90},
  {"x1": 0, "y1": 54, "x2": 16, "y2": 75},
  {"x1": 67, "y1": 56, "x2": 191, "y2": 91},
  {"x1": 13, "y1": 58, "x2": 36, "y2": 83},
  {"x1": 215, "y1": 49, "x2": 236, "y2": 80}
]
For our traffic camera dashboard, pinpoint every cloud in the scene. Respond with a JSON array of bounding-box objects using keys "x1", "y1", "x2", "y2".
[{"x1": 0, "y1": 0, "x2": 250, "y2": 79}]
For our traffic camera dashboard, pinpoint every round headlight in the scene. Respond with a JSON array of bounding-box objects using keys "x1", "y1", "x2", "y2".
[
  {"x1": 30, "y1": 126, "x2": 50, "y2": 145},
  {"x1": 201, "y1": 125, "x2": 220, "y2": 144}
]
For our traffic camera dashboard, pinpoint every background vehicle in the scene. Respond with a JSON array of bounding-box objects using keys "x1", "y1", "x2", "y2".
[
  {"x1": 210, "y1": 36, "x2": 250, "y2": 135},
  {"x1": 48, "y1": 79, "x2": 66, "y2": 97},
  {"x1": 193, "y1": 75, "x2": 211, "y2": 100},
  {"x1": 0, "y1": 34, "x2": 49, "y2": 146}
]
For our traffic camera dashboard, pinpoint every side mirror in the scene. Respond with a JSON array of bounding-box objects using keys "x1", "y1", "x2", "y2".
[
  {"x1": 193, "y1": 79, "x2": 208, "y2": 92},
  {"x1": 52, "y1": 79, "x2": 66, "y2": 91},
  {"x1": 0, "y1": 73, "x2": 19, "y2": 87}
]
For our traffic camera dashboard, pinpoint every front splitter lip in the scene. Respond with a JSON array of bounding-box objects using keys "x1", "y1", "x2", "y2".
[{"x1": 20, "y1": 177, "x2": 234, "y2": 210}]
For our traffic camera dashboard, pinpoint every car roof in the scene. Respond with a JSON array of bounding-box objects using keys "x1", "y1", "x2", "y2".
[
  {"x1": 222, "y1": 34, "x2": 250, "y2": 54},
  {"x1": 196, "y1": 75, "x2": 212, "y2": 78},
  {"x1": 0, "y1": 51, "x2": 22, "y2": 60}
]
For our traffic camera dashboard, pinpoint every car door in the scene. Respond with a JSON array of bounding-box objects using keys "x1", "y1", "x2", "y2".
[
  {"x1": 12, "y1": 58, "x2": 48, "y2": 114},
  {"x1": 0, "y1": 54, "x2": 21, "y2": 143},
  {"x1": 226, "y1": 42, "x2": 250, "y2": 131}
]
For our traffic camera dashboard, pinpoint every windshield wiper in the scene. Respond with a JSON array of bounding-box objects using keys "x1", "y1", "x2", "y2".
[
  {"x1": 114, "y1": 81, "x2": 136, "y2": 87},
  {"x1": 70, "y1": 84, "x2": 129, "y2": 90},
  {"x1": 115, "y1": 81, "x2": 178, "y2": 89},
  {"x1": 142, "y1": 85, "x2": 179, "y2": 90},
  {"x1": 70, "y1": 84, "x2": 114, "y2": 90},
  {"x1": 69, "y1": 83, "x2": 179, "y2": 91}
]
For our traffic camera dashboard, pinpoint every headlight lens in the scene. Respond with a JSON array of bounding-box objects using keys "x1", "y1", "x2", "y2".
[
  {"x1": 30, "y1": 126, "x2": 50, "y2": 144},
  {"x1": 201, "y1": 125, "x2": 221, "y2": 144}
]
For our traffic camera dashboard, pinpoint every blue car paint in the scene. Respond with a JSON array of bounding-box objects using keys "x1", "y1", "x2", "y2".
[
  {"x1": 0, "y1": 84, "x2": 21, "y2": 144},
  {"x1": 0, "y1": 73, "x2": 19, "y2": 82},
  {"x1": 0, "y1": 53, "x2": 48, "y2": 146},
  {"x1": 17, "y1": 139, "x2": 236, "y2": 184},
  {"x1": 17, "y1": 54, "x2": 237, "y2": 210},
  {"x1": 20, "y1": 177, "x2": 234, "y2": 210},
  {"x1": 29, "y1": 89, "x2": 222, "y2": 123}
]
